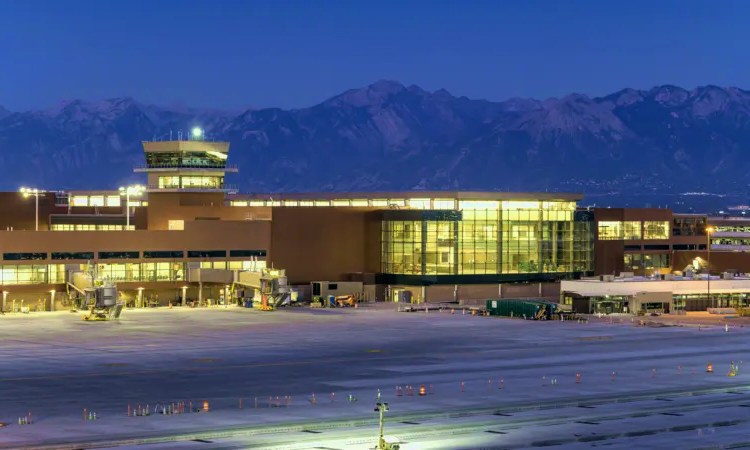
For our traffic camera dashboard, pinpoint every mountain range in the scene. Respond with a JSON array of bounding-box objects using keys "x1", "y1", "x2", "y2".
[{"x1": 1, "y1": 81, "x2": 749, "y2": 209}]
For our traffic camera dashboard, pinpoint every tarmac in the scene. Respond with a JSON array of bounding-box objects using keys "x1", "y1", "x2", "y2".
[{"x1": 0, "y1": 305, "x2": 748, "y2": 449}]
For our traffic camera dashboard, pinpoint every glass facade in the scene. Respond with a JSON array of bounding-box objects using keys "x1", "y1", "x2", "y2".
[
  {"x1": 0, "y1": 264, "x2": 65, "y2": 284},
  {"x1": 158, "y1": 176, "x2": 224, "y2": 189},
  {"x1": 146, "y1": 151, "x2": 228, "y2": 169},
  {"x1": 643, "y1": 221, "x2": 669, "y2": 240},
  {"x1": 624, "y1": 253, "x2": 671, "y2": 270},
  {"x1": 573, "y1": 211, "x2": 595, "y2": 273},
  {"x1": 0, "y1": 259, "x2": 265, "y2": 286},
  {"x1": 51, "y1": 224, "x2": 135, "y2": 231},
  {"x1": 597, "y1": 221, "x2": 641, "y2": 240},
  {"x1": 382, "y1": 201, "x2": 582, "y2": 276}
]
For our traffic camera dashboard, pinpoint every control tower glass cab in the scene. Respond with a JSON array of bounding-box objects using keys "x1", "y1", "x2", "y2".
[{"x1": 136, "y1": 130, "x2": 238, "y2": 193}]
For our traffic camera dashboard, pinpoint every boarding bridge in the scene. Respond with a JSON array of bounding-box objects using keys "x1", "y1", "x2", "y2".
[
  {"x1": 68, "y1": 269, "x2": 92, "y2": 296},
  {"x1": 235, "y1": 269, "x2": 291, "y2": 308}
]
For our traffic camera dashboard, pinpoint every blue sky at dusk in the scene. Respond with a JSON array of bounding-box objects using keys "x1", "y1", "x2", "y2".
[{"x1": 0, "y1": 0, "x2": 746, "y2": 111}]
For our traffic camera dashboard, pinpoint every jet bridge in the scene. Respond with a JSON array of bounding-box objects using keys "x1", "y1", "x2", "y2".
[{"x1": 235, "y1": 268, "x2": 291, "y2": 309}]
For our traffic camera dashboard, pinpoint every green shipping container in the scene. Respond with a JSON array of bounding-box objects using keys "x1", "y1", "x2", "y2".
[{"x1": 487, "y1": 299, "x2": 559, "y2": 319}]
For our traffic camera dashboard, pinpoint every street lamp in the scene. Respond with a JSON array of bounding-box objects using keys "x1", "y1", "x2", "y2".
[
  {"x1": 191, "y1": 127, "x2": 203, "y2": 140},
  {"x1": 706, "y1": 226, "x2": 715, "y2": 308},
  {"x1": 119, "y1": 185, "x2": 144, "y2": 229},
  {"x1": 19, "y1": 187, "x2": 46, "y2": 231}
]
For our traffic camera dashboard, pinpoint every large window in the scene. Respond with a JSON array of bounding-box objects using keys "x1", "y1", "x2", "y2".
[
  {"x1": 97, "y1": 263, "x2": 143, "y2": 282},
  {"x1": 229, "y1": 250, "x2": 267, "y2": 257},
  {"x1": 98, "y1": 251, "x2": 139, "y2": 260},
  {"x1": 144, "y1": 251, "x2": 184, "y2": 259},
  {"x1": 382, "y1": 221, "x2": 423, "y2": 275},
  {"x1": 597, "y1": 221, "x2": 621, "y2": 240},
  {"x1": 51, "y1": 252, "x2": 95, "y2": 260},
  {"x1": 597, "y1": 221, "x2": 641, "y2": 240},
  {"x1": 141, "y1": 262, "x2": 185, "y2": 281},
  {"x1": 200, "y1": 260, "x2": 268, "y2": 271},
  {"x1": 0, "y1": 264, "x2": 65, "y2": 285},
  {"x1": 158, "y1": 176, "x2": 180, "y2": 189},
  {"x1": 624, "y1": 253, "x2": 671, "y2": 270},
  {"x1": 187, "y1": 250, "x2": 227, "y2": 258},
  {"x1": 3, "y1": 253, "x2": 46, "y2": 261},
  {"x1": 501, "y1": 201, "x2": 574, "y2": 273},
  {"x1": 381, "y1": 200, "x2": 578, "y2": 275},
  {"x1": 644, "y1": 221, "x2": 669, "y2": 240},
  {"x1": 644, "y1": 253, "x2": 670, "y2": 269},
  {"x1": 51, "y1": 224, "x2": 134, "y2": 231},
  {"x1": 622, "y1": 221, "x2": 641, "y2": 240},
  {"x1": 181, "y1": 176, "x2": 223, "y2": 189}
]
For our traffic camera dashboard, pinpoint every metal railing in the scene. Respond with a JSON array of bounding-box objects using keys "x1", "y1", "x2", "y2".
[
  {"x1": 133, "y1": 163, "x2": 238, "y2": 171},
  {"x1": 145, "y1": 184, "x2": 238, "y2": 193}
]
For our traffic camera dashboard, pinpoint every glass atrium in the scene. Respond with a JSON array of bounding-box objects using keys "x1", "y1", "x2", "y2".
[{"x1": 381, "y1": 201, "x2": 589, "y2": 276}]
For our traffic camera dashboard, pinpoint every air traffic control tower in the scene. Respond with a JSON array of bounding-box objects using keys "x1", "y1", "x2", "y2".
[{"x1": 136, "y1": 127, "x2": 238, "y2": 194}]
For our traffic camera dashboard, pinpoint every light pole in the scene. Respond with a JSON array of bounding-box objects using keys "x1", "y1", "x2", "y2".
[
  {"x1": 119, "y1": 185, "x2": 144, "y2": 229},
  {"x1": 19, "y1": 187, "x2": 46, "y2": 231},
  {"x1": 706, "y1": 226, "x2": 715, "y2": 308}
]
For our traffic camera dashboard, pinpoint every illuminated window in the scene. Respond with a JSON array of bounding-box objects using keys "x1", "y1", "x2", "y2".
[
  {"x1": 248, "y1": 201, "x2": 265, "y2": 207},
  {"x1": 72, "y1": 196, "x2": 88, "y2": 207},
  {"x1": 231, "y1": 201, "x2": 248, "y2": 207},
  {"x1": 106, "y1": 196, "x2": 121, "y2": 207},
  {"x1": 622, "y1": 221, "x2": 641, "y2": 240},
  {"x1": 351, "y1": 200, "x2": 369, "y2": 207},
  {"x1": 408, "y1": 199, "x2": 431, "y2": 209},
  {"x1": 89, "y1": 196, "x2": 104, "y2": 207},
  {"x1": 299, "y1": 201, "x2": 314, "y2": 207},
  {"x1": 266, "y1": 201, "x2": 281, "y2": 207},
  {"x1": 314, "y1": 201, "x2": 330, "y2": 207},
  {"x1": 168, "y1": 220, "x2": 185, "y2": 231},
  {"x1": 181, "y1": 176, "x2": 222, "y2": 189},
  {"x1": 598, "y1": 221, "x2": 622, "y2": 240},
  {"x1": 283, "y1": 200, "x2": 298, "y2": 207},
  {"x1": 388, "y1": 199, "x2": 405, "y2": 207},
  {"x1": 433, "y1": 199, "x2": 455, "y2": 209},
  {"x1": 75, "y1": 224, "x2": 96, "y2": 231},
  {"x1": 372, "y1": 199, "x2": 388, "y2": 207},
  {"x1": 644, "y1": 221, "x2": 669, "y2": 240},
  {"x1": 158, "y1": 176, "x2": 180, "y2": 189},
  {"x1": 331, "y1": 200, "x2": 350, "y2": 207},
  {"x1": 461, "y1": 201, "x2": 500, "y2": 210},
  {"x1": 127, "y1": 201, "x2": 141, "y2": 207},
  {"x1": 502, "y1": 201, "x2": 539, "y2": 210}
]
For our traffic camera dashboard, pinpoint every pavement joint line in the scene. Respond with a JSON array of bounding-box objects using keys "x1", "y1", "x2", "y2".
[{"x1": 11, "y1": 384, "x2": 750, "y2": 450}]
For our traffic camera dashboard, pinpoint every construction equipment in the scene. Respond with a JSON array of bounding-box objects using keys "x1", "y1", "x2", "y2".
[{"x1": 335, "y1": 295, "x2": 357, "y2": 307}]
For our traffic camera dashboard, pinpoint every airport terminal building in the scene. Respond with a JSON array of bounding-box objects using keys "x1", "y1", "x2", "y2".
[{"x1": 0, "y1": 136, "x2": 596, "y2": 310}]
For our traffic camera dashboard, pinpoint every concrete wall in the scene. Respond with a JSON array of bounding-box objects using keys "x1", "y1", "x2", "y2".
[
  {"x1": 673, "y1": 250, "x2": 750, "y2": 274},
  {"x1": 0, "y1": 220, "x2": 271, "y2": 256},
  {"x1": 392, "y1": 282, "x2": 562, "y2": 305},
  {"x1": 145, "y1": 193, "x2": 271, "y2": 231},
  {"x1": 271, "y1": 208, "x2": 379, "y2": 285}
]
